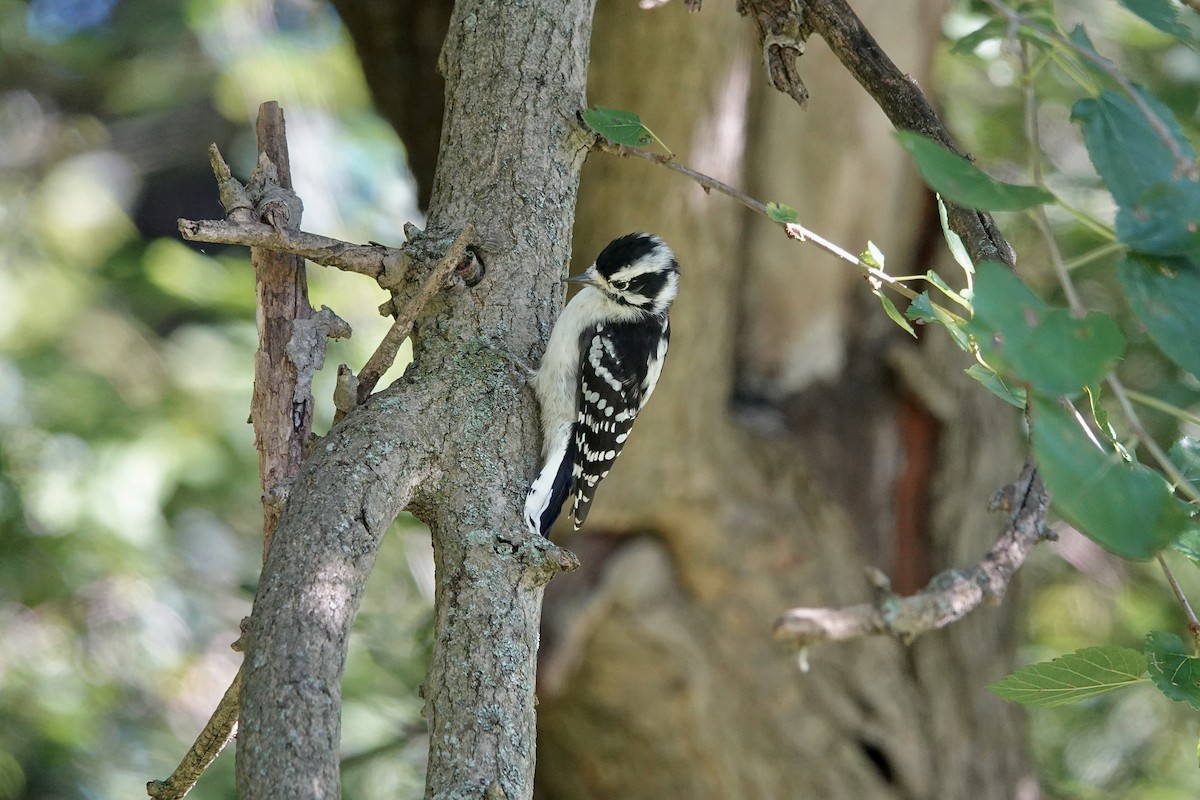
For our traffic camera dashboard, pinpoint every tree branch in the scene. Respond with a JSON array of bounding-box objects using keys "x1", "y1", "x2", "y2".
[
  {"x1": 774, "y1": 463, "x2": 1049, "y2": 647},
  {"x1": 738, "y1": 0, "x2": 1016, "y2": 269},
  {"x1": 595, "y1": 138, "x2": 921, "y2": 301},
  {"x1": 178, "y1": 216, "x2": 406, "y2": 286},
  {"x1": 178, "y1": 140, "x2": 411, "y2": 290},
  {"x1": 249, "y1": 102, "x2": 316, "y2": 553},
  {"x1": 236, "y1": 399, "x2": 435, "y2": 800},
  {"x1": 351, "y1": 223, "x2": 476, "y2": 409},
  {"x1": 146, "y1": 666, "x2": 242, "y2": 800}
]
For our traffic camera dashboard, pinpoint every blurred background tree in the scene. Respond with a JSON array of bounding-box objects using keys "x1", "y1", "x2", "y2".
[{"x1": 0, "y1": 0, "x2": 1198, "y2": 798}]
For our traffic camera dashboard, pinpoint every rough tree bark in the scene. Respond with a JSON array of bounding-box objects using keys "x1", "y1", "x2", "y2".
[
  {"x1": 234, "y1": 1, "x2": 595, "y2": 798},
  {"x1": 533, "y1": 3, "x2": 1033, "y2": 798}
]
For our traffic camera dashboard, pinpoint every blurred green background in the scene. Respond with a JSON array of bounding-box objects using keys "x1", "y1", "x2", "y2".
[
  {"x1": 0, "y1": 1, "x2": 432, "y2": 797},
  {"x1": 1, "y1": 0, "x2": 1199, "y2": 798}
]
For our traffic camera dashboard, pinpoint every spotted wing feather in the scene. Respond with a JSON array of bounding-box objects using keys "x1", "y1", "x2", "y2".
[{"x1": 570, "y1": 317, "x2": 669, "y2": 528}]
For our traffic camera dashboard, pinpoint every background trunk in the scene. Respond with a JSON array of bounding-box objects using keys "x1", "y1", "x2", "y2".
[{"x1": 534, "y1": 3, "x2": 1031, "y2": 798}]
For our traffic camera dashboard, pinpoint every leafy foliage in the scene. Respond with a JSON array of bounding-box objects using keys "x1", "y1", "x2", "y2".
[
  {"x1": 967, "y1": 263, "x2": 1125, "y2": 398},
  {"x1": 1145, "y1": 632, "x2": 1200, "y2": 710},
  {"x1": 896, "y1": 130, "x2": 1054, "y2": 211},
  {"x1": 945, "y1": 2, "x2": 1200, "y2": 790},
  {"x1": 1116, "y1": 256, "x2": 1200, "y2": 379},
  {"x1": 988, "y1": 647, "x2": 1147, "y2": 706},
  {"x1": 1117, "y1": 0, "x2": 1193, "y2": 40},
  {"x1": 1030, "y1": 398, "x2": 1195, "y2": 560},
  {"x1": 581, "y1": 106, "x2": 671, "y2": 153},
  {"x1": 766, "y1": 201, "x2": 801, "y2": 223}
]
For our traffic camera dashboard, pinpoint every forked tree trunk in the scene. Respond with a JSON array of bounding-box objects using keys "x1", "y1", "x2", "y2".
[{"x1": 535, "y1": 3, "x2": 1032, "y2": 798}]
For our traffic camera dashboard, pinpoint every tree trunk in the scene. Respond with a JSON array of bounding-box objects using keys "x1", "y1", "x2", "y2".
[
  {"x1": 535, "y1": 3, "x2": 1031, "y2": 798},
  {"x1": 236, "y1": 1, "x2": 595, "y2": 798}
]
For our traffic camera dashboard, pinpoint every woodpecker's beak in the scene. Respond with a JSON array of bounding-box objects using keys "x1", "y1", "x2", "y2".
[{"x1": 565, "y1": 266, "x2": 599, "y2": 286}]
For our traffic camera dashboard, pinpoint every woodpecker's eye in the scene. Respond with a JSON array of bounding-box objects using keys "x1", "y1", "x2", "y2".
[{"x1": 611, "y1": 279, "x2": 629, "y2": 290}]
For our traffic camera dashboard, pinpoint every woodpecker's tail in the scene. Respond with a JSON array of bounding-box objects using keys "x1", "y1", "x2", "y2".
[{"x1": 524, "y1": 427, "x2": 575, "y2": 537}]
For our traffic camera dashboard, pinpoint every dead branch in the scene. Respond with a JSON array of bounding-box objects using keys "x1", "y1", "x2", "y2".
[
  {"x1": 146, "y1": 666, "x2": 242, "y2": 800},
  {"x1": 349, "y1": 223, "x2": 477, "y2": 411},
  {"x1": 774, "y1": 464, "x2": 1049, "y2": 647},
  {"x1": 179, "y1": 217, "x2": 405, "y2": 286}
]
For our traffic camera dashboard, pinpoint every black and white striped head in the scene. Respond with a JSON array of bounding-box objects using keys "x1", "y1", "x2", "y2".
[{"x1": 571, "y1": 233, "x2": 679, "y2": 315}]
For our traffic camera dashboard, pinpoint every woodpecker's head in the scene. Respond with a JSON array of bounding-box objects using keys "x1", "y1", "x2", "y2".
[{"x1": 569, "y1": 233, "x2": 679, "y2": 316}]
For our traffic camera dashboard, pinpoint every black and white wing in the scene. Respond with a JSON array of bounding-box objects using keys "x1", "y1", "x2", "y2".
[{"x1": 569, "y1": 317, "x2": 670, "y2": 528}]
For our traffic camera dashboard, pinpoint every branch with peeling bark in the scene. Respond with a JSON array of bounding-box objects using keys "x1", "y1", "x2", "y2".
[
  {"x1": 775, "y1": 464, "x2": 1050, "y2": 648},
  {"x1": 178, "y1": 135, "x2": 481, "y2": 425},
  {"x1": 179, "y1": 144, "x2": 410, "y2": 287}
]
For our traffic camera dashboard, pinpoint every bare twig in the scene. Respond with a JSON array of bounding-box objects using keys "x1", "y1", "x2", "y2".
[
  {"x1": 351, "y1": 223, "x2": 477, "y2": 408},
  {"x1": 249, "y1": 101, "x2": 315, "y2": 553},
  {"x1": 775, "y1": 464, "x2": 1048, "y2": 647},
  {"x1": 1016, "y1": 41, "x2": 1086, "y2": 315},
  {"x1": 596, "y1": 140, "x2": 920, "y2": 300},
  {"x1": 180, "y1": 140, "x2": 408, "y2": 289},
  {"x1": 146, "y1": 667, "x2": 243, "y2": 800},
  {"x1": 179, "y1": 217, "x2": 405, "y2": 287},
  {"x1": 151, "y1": 101, "x2": 342, "y2": 800}
]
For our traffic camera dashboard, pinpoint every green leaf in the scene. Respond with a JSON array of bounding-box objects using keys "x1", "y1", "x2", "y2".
[
  {"x1": 1072, "y1": 90, "x2": 1195, "y2": 210},
  {"x1": 581, "y1": 106, "x2": 654, "y2": 147},
  {"x1": 766, "y1": 202, "x2": 800, "y2": 224},
  {"x1": 896, "y1": 131, "x2": 1054, "y2": 211},
  {"x1": 966, "y1": 364, "x2": 1027, "y2": 407},
  {"x1": 967, "y1": 263, "x2": 1125, "y2": 397},
  {"x1": 924, "y1": 270, "x2": 968, "y2": 308},
  {"x1": 938, "y1": 196, "x2": 975, "y2": 282},
  {"x1": 1116, "y1": 180, "x2": 1200, "y2": 262},
  {"x1": 1170, "y1": 437, "x2": 1200, "y2": 487},
  {"x1": 876, "y1": 291, "x2": 916, "y2": 337},
  {"x1": 1146, "y1": 631, "x2": 1200, "y2": 709},
  {"x1": 1032, "y1": 398, "x2": 1195, "y2": 559},
  {"x1": 905, "y1": 292, "x2": 970, "y2": 351},
  {"x1": 1171, "y1": 527, "x2": 1200, "y2": 566},
  {"x1": 1119, "y1": 0, "x2": 1192, "y2": 40},
  {"x1": 864, "y1": 240, "x2": 885, "y2": 269},
  {"x1": 1068, "y1": 24, "x2": 1100, "y2": 56},
  {"x1": 988, "y1": 646, "x2": 1147, "y2": 707},
  {"x1": 1117, "y1": 255, "x2": 1200, "y2": 379}
]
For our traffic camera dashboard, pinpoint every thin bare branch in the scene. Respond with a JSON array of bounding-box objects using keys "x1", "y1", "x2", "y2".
[
  {"x1": 775, "y1": 464, "x2": 1048, "y2": 647},
  {"x1": 597, "y1": 139, "x2": 920, "y2": 300},
  {"x1": 146, "y1": 667, "x2": 242, "y2": 800},
  {"x1": 353, "y1": 223, "x2": 477, "y2": 408},
  {"x1": 178, "y1": 217, "x2": 405, "y2": 286}
]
